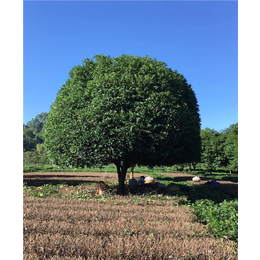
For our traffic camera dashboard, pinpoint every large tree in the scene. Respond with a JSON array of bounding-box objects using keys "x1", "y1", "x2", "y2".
[{"x1": 44, "y1": 55, "x2": 201, "y2": 194}]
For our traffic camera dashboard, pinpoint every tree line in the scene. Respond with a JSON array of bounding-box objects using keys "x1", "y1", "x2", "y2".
[
  {"x1": 23, "y1": 112, "x2": 50, "y2": 164},
  {"x1": 23, "y1": 112, "x2": 238, "y2": 173},
  {"x1": 23, "y1": 112, "x2": 48, "y2": 151},
  {"x1": 199, "y1": 123, "x2": 238, "y2": 174}
]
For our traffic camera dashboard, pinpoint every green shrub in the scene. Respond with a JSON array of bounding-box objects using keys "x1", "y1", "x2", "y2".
[
  {"x1": 28, "y1": 184, "x2": 60, "y2": 198},
  {"x1": 191, "y1": 199, "x2": 238, "y2": 241}
]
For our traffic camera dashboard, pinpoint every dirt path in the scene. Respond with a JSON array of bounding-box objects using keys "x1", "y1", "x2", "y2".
[
  {"x1": 23, "y1": 171, "x2": 237, "y2": 198},
  {"x1": 23, "y1": 171, "x2": 236, "y2": 183},
  {"x1": 24, "y1": 171, "x2": 120, "y2": 184},
  {"x1": 156, "y1": 172, "x2": 238, "y2": 198}
]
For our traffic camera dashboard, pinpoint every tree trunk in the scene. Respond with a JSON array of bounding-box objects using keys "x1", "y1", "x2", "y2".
[
  {"x1": 229, "y1": 169, "x2": 232, "y2": 174},
  {"x1": 116, "y1": 163, "x2": 128, "y2": 195},
  {"x1": 118, "y1": 173, "x2": 126, "y2": 195}
]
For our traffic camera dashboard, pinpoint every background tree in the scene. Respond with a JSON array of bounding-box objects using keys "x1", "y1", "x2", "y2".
[
  {"x1": 199, "y1": 124, "x2": 238, "y2": 174},
  {"x1": 27, "y1": 112, "x2": 49, "y2": 134},
  {"x1": 23, "y1": 125, "x2": 37, "y2": 152},
  {"x1": 44, "y1": 55, "x2": 201, "y2": 194},
  {"x1": 23, "y1": 113, "x2": 51, "y2": 163},
  {"x1": 23, "y1": 144, "x2": 50, "y2": 165},
  {"x1": 200, "y1": 128, "x2": 226, "y2": 173},
  {"x1": 23, "y1": 113, "x2": 49, "y2": 151},
  {"x1": 223, "y1": 123, "x2": 238, "y2": 174}
]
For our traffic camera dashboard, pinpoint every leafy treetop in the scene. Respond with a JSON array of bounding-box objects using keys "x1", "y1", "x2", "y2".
[{"x1": 44, "y1": 55, "x2": 201, "y2": 193}]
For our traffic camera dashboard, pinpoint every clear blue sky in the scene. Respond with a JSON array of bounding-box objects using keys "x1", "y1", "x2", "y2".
[{"x1": 23, "y1": 0, "x2": 238, "y2": 132}]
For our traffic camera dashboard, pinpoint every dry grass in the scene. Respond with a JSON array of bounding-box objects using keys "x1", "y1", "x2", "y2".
[{"x1": 24, "y1": 182, "x2": 237, "y2": 260}]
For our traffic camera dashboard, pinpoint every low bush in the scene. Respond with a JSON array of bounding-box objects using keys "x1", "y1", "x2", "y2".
[
  {"x1": 191, "y1": 199, "x2": 238, "y2": 242},
  {"x1": 26, "y1": 183, "x2": 60, "y2": 198}
]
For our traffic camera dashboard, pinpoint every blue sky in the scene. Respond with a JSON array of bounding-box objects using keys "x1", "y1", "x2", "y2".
[{"x1": 23, "y1": 1, "x2": 238, "y2": 131}]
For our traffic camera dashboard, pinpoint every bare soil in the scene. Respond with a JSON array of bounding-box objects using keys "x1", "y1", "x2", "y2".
[
  {"x1": 23, "y1": 171, "x2": 238, "y2": 259},
  {"x1": 23, "y1": 171, "x2": 238, "y2": 197},
  {"x1": 23, "y1": 171, "x2": 237, "y2": 185},
  {"x1": 24, "y1": 171, "x2": 123, "y2": 186},
  {"x1": 24, "y1": 196, "x2": 237, "y2": 260}
]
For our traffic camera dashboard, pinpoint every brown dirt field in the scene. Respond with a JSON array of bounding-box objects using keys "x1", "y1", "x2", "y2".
[
  {"x1": 23, "y1": 172, "x2": 238, "y2": 259},
  {"x1": 24, "y1": 195, "x2": 237, "y2": 260},
  {"x1": 23, "y1": 171, "x2": 161, "y2": 184},
  {"x1": 23, "y1": 171, "x2": 238, "y2": 198},
  {"x1": 24, "y1": 171, "x2": 124, "y2": 186},
  {"x1": 23, "y1": 171, "x2": 237, "y2": 185}
]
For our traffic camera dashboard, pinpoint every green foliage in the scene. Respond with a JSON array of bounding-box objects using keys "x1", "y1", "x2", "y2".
[
  {"x1": 44, "y1": 54, "x2": 201, "y2": 193},
  {"x1": 23, "y1": 126, "x2": 38, "y2": 151},
  {"x1": 199, "y1": 124, "x2": 238, "y2": 174},
  {"x1": 27, "y1": 112, "x2": 49, "y2": 134},
  {"x1": 223, "y1": 123, "x2": 238, "y2": 173},
  {"x1": 23, "y1": 113, "x2": 50, "y2": 159},
  {"x1": 23, "y1": 113, "x2": 49, "y2": 152},
  {"x1": 191, "y1": 199, "x2": 238, "y2": 241},
  {"x1": 27, "y1": 184, "x2": 59, "y2": 198},
  {"x1": 23, "y1": 144, "x2": 50, "y2": 165},
  {"x1": 200, "y1": 128, "x2": 225, "y2": 173}
]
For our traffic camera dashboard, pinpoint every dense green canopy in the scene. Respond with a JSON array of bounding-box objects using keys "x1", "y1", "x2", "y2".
[
  {"x1": 199, "y1": 123, "x2": 238, "y2": 174},
  {"x1": 44, "y1": 55, "x2": 201, "y2": 193}
]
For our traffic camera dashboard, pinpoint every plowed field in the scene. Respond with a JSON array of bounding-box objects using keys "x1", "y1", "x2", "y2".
[{"x1": 23, "y1": 172, "x2": 238, "y2": 259}]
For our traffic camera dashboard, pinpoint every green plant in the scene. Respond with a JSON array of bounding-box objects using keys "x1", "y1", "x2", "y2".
[
  {"x1": 29, "y1": 184, "x2": 59, "y2": 198},
  {"x1": 23, "y1": 147, "x2": 50, "y2": 165},
  {"x1": 191, "y1": 199, "x2": 238, "y2": 241}
]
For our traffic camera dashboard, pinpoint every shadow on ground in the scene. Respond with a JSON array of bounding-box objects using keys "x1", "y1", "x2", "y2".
[
  {"x1": 24, "y1": 174, "x2": 99, "y2": 179},
  {"x1": 23, "y1": 178, "x2": 99, "y2": 187},
  {"x1": 181, "y1": 184, "x2": 238, "y2": 203},
  {"x1": 24, "y1": 173, "x2": 237, "y2": 203}
]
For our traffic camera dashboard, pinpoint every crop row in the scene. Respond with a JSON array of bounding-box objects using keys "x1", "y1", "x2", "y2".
[{"x1": 24, "y1": 188, "x2": 238, "y2": 259}]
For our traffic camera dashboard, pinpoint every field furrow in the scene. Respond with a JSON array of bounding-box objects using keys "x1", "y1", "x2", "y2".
[{"x1": 24, "y1": 195, "x2": 237, "y2": 260}]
